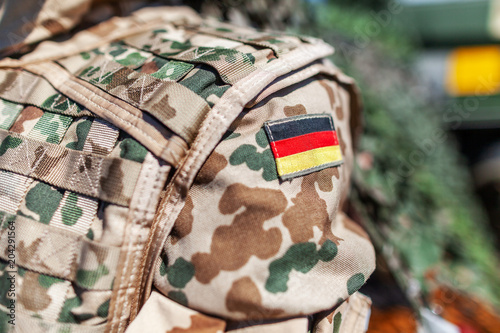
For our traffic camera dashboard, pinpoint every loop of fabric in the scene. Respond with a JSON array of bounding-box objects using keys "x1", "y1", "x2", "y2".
[{"x1": 0, "y1": 129, "x2": 142, "y2": 206}]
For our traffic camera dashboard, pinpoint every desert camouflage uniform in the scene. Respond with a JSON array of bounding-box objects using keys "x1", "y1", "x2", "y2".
[{"x1": 0, "y1": 3, "x2": 375, "y2": 332}]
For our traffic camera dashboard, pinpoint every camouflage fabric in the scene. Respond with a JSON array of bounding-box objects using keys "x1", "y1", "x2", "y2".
[{"x1": 0, "y1": 4, "x2": 375, "y2": 333}]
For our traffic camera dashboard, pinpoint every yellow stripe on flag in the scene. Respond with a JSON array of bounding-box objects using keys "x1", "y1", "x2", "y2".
[{"x1": 275, "y1": 145, "x2": 342, "y2": 177}]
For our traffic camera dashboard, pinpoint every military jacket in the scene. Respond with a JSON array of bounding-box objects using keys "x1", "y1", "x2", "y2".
[{"x1": 0, "y1": 3, "x2": 375, "y2": 332}]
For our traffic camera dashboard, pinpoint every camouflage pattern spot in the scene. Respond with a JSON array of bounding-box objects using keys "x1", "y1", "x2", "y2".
[
  {"x1": 216, "y1": 27, "x2": 233, "y2": 32},
  {"x1": 146, "y1": 56, "x2": 169, "y2": 71},
  {"x1": 165, "y1": 258, "x2": 195, "y2": 289},
  {"x1": 99, "y1": 159, "x2": 124, "y2": 199},
  {"x1": 170, "y1": 195, "x2": 194, "y2": 244},
  {"x1": 229, "y1": 129, "x2": 278, "y2": 181},
  {"x1": 31, "y1": 146, "x2": 69, "y2": 179},
  {"x1": 62, "y1": 192, "x2": 83, "y2": 226},
  {"x1": 229, "y1": 144, "x2": 278, "y2": 181},
  {"x1": 282, "y1": 171, "x2": 343, "y2": 245},
  {"x1": 226, "y1": 277, "x2": 283, "y2": 318},
  {"x1": 319, "y1": 80, "x2": 343, "y2": 120},
  {"x1": 76, "y1": 264, "x2": 110, "y2": 289},
  {"x1": 337, "y1": 127, "x2": 347, "y2": 156},
  {"x1": 283, "y1": 104, "x2": 307, "y2": 117},
  {"x1": 193, "y1": 47, "x2": 250, "y2": 63},
  {"x1": 315, "y1": 167, "x2": 340, "y2": 190},
  {"x1": 119, "y1": 138, "x2": 148, "y2": 163},
  {"x1": 0, "y1": 135, "x2": 22, "y2": 156},
  {"x1": 347, "y1": 273, "x2": 365, "y2": 295},
  {"x1": 38, "y1": 274, "x2": 64, "y2": 288},
  {"x1": 159, "y1": 255, "x2": 168, "y2": 276},
  {"x1": 97, "y1": 299, "x2": 110, "y2": 318},
  {"x1": 222, "y1": 130, "x2": 241, "y2": 141},
  {"x1": 0, "y1": 309, "x2": 9, "y2": 332},
  {"x1": 16, "y1": 238, "x2": 42, "y2": 266},
  {"x1": 265, "y1": 240, "x2": 338, "y2": 293},
  {"x1": 166, "y1": 313, "x2": 225, "y2": 333},
  {"x1": 31, "y1": 112, "x2": 72, "y2": 144},
  {"x1": 168, "y1": 290, "x2": 188, "y2": 307},
  {"x1": 40, "y1": 18, "x2": 65, "y2": 34},
  {"x1": 140, "y1": 60, "x2": 160, "y2": 74},
  {"x1": 22, "y1": 182, "x2": 64, "y2": 224},
  {"x1": 86, "y1": 229, "x2": 94, "y2": 240},
  {"x1": 150, "y1": 61, "x2": 194, "y2": 81},
  {"x1": 159, "y1": 40, "x2": 193, "y2": 57},
  {"x1": 108, "y1": 43, "x2": 127, "y2": 57},
  {"x1": 17, "y1": 267, "x2": 26, "y2": 277},
  {"x1": 18, "y1": 272, "x2": 53, "y2": 312},
  {"x1": 58, "y1": 296, "x2": 81, "y2": 323},
  {"x1": 255, "y1": 128, "x2": 269, "y2": 148},
  {"x1": 152, "y1": 28, "x2": 167, "y2": 35},
  {"x1": 0, "y1": 99, "x2": 23, "y2": 130},
  {"x1": 9, "y1": 106, "x2": 44, "y2": 133},
  {"x1": 80, "y1": 66, "x2": 101, "y2": 78},
  {"x1": 318, "y1": 239, "x2": 338, "y2": 262},
  {"x1": 192, "y1": 184, "x2": 286, "y2": 284},
  {"x1": 80, "y1": 52, "x2": 91, "y2": 60},
  {"x1": 66, "y1": 119, "x2": 92, "y2": 150},
  {"x1": 116, "y1": 52, "x2": 147, "y2": 67},
  {"x1": 195, "y1": 151, "x2": 227, "y2": 185},
  {"x1": 333, "y1": 312, "x2": 342, "y2": 333},
  {"x1": 0, "y1": 212, "x2": 13, "y2": 230},
  {"x1": 180, "y1": 65, "x2": 230, "y2": 106},
  {"x1": 41, "y1": 94, "x2": 84, "y2": 115}
]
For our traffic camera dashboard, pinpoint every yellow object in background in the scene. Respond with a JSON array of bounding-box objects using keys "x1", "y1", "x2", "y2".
[{"x1": 446, "y1": 45, "x2": 500, "y2": 96}]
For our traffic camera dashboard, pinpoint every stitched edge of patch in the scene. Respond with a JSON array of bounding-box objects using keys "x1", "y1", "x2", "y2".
[{"x1": 263, "y1": 113, "x2": 343, "y2": 181}]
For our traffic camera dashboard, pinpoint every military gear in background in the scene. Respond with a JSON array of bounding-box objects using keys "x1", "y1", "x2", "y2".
[{"x1": 0, "y1": 2, "x2": 375, "y2": 332}]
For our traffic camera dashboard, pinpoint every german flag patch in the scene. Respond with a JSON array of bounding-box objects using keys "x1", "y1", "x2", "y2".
[{"x1": 264, "y1": 114, "x2": 343, "y2": 180}]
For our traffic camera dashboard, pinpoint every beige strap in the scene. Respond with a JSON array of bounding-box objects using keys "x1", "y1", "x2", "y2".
[
  {"x1": 0, "y1": 129, "x2": 141, "y2": 206},
  {"x1": 24, "y1": 62, "x2": 188, "y2": 166},
  {"x1": 0, "y1": 70, "x2": 91, "y2": 117},
  {"x1": 0, "y1": 213, "x2": 121, "y2": 290},
  {"x1": 124, "y1": 33, "x2": 257, "y2": 85},
  {"x1": 0, "y1": 303, "x2": 108, "y2": 332},
  {"x1": 62, "y1": 54, "x2": 211, "y2": 143}
]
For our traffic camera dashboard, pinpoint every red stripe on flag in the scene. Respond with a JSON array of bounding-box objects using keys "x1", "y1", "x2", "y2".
[{"x1": 271, "y1": 130, "x2": 339, "y2": 158}]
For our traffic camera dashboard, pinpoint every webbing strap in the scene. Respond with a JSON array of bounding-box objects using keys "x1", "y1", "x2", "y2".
[
  {"x1": 0, "y1": 212, "x2": 121, "y2": 290},
  {"x1": 0, "y1": 129, "x2": 141, "y2": 206},
  {"x1": 83, "y1": 117, "x2": 119, "y2": 155},
  {"x1": 196, "y1": 24, "x2": 300, "y2": 55},
  {"x1": 169, "y1": 47, "x2": 257, "y2": 84},
  {"x1": 24, "y1": 62, "x2": 188, "y2": 166},
  {"x1": 0, "y1": 99, "x2": 23, "y2": 130},
  {"x1": 0, "y1": 304, "x2": 107, "y2": 332},
  {"x1": 63, "y1": 54, "x2": 211, "y2": 143},
  {"x1": 0, "y1": 70, "x2": 91, "y2": 117},
  {"x1": 123, "y1": 34, "x2": 258, "y2": 85}
]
